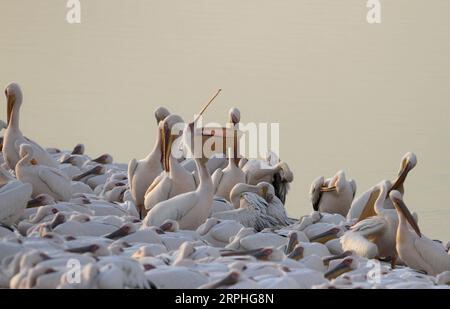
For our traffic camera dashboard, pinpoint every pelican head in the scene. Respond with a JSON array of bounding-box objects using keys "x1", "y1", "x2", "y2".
[
  {"x1": 19, "y1": 144, "x2": 37, "y2": 165},
  {"x1": 159, "y1": 219, "x2": 179, "y2": 232},
  {"x1": 92, "y1": 154, "x2": 113, "y2": 165},
  {"x1": 5, "y1": 82, "x2": 23, "y2": 125},
  {"x1": 228, "y1": 107, "x2": 240, "y2": 125},
  {"x1": 257, "y1": 182, "x2": 275, "y2": 202},
  {"x1": 71, "y1": 144, "x2": 85, "y2": 155},
  {"x1": 103, "y1": 223, "x2": 137, "y2": 240},
  {"x1": 391, "y1": 152, "x2": 417, "y2": 192},
  {"x1": 389, "y1": 190, "x2": 421, "y2": 237},
  {"x1": 161, "y1": 114, "x2": 184, "y2": 171},
  {"x1": 324, "y1": 257, "x2": 356, "y2": 280},
  {"x1": 154, "y1": 106, "x2": 170, "y2": 124},
  {"x1": 27, "y1": 194, "x2": 56, "y2": 208}
]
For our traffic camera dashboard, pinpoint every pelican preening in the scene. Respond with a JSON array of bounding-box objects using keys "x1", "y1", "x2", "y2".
[
  {"x1": 1, "y1": 82, "x2": 450, "y2": 290},
  {"x1": 310, "y1": 170, "x2": 356, "y2": 217},
  {"x1": 347, "y1": 152, "x2": 417, "y2": 221}
]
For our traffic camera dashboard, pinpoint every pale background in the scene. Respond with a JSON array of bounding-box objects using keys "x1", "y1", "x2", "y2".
[{"x1": 1, "y1": 1, "x2": 449, "y2": 239}]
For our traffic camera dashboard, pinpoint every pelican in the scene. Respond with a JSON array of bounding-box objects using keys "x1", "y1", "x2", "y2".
[
  {"x1": 341, "y1": 181, "x2": 407, "y2": 265},
  {"x1": 3, "y1": 83, "x2": 57, "y2": 170},
  {"x1": 347, "y1": 152, "x2": 417, "y2": 221},
  {"x1": 242, "y1": 152, "x2": 293, "y2": 204},
  {"x1": 15, "y1": 144, "x2": 72, "y2": 201},
  {"x1": 390, "y1": 190, "x2": 450, "y2": 276},
  {"x1": 128, "y1": 106, "x2": 170, "y2": 217},
  {"x1": 213, "y1": 183, "x2": 279, "y2": 231},
  {"x1": 0, "y1": 166, "x2": 33, "y2": 225},
  {"x1": 310, "y1": 170, "x2": 356, "y2": 217},
  {"x1": 145, "y1": 266, "x2": 209, "y2": 289},
  {"x1": 143, "y1": 151, "x2": 213, "y2": 230},
  {"x1": 143, "y1": 114, "x2": 196, "y2": 213},
  {"x1": 211, "y1": 108, "x2": 246, "y2": 202},
  {"x1": 197, "y1": 218, "x2": 244, "y2": 247}
]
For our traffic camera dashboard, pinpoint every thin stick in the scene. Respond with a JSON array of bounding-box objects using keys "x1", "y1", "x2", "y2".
[{"x1": 193, "y1": 89, "x2": 222, "y2": 123}]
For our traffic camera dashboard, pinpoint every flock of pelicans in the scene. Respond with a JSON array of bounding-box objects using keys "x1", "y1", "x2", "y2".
[{"x1": 0, "y1": 83, "x2": 449, "y2": 289}]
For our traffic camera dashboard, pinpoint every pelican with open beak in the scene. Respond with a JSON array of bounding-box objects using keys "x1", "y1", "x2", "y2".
[
  {"x1": 347, "y1": 152, "x2": 417, "y2": 221},
  {"x1": 128, "y1": 107, "x2": 170, "y2": 218},
  {"x1": 3, "y1": 83, "x2": 58, "y2": 170},
  {"x1": 211, "y1": 108, "x2": 246, "y2": 202},
  {"x1": 390, "y1": 190, "x2": 450, "y2": 276}
]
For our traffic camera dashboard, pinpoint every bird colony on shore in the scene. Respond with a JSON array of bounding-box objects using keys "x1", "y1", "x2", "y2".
[{"x1": 0, "y1": 83, "x2": 449, "y2": 289}]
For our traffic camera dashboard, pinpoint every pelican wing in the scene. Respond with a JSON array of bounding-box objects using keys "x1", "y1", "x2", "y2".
[
  {"x1": 144, "y1": 172, "x2": 165, "y2": 196},
  {"x1": 310, "y1": 176, "x2": 325, "y2": 211},
  {"x1": 340, "y1": 230, "x2": 379, "y2": 259},
  {"x1": 350, "y1": 216, "x2": 387, "y2": 236},
  {"x1": 37, "y1": 168, "x2": 71, "y2": 200},
  {"x1": 127, "y1": 158, "x2": 138, "y2": 184},
  {"x1": 146, "y1": 192, "x2": 198, "y2": 226},
  {"x1": 413, "y1": 236, "x2": 450, "y2": 273},
  {"x1": 211, "y1": 168, "x2": 224, "y2": 194}
]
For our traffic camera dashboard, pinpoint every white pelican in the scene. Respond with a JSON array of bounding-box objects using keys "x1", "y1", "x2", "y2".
[
  {"x1": 15, "y1": 144, "x2": 72, "y2": 201},
  {"x1": 197, "y1": 218, "x2": 244, "y2": 247},
  {"x1": 145, "y1": 266, "x2": 209, "y2": 289},
  {"x1": 3, "y1": 83, "x2": 58, "y2": 170},
  {"x1": 341, "y1": 181, "x2": 408, "y2": 265},
  {"x1": 211, "y1": 108, "x2": 246, "y2": 202},
  {"x1": 310, "y1": 170, "x2": 356, "y2": 217},
  {"x1": 0, "y1": 167, "x2": 33, "y2": 225},
  {"x1": 347, "y1": 152, "x2": 417, "y2": 221},
  {"x1": 143, "y1": 153, "x2": 213, "y2": 230},
  {"x1": 390, "y1": 190, "x2": 450, "y2": 276},
  {"x1": 241, "y1": 151, "x2": 293, "y2": 204},
  {"x1": 213, "y1": 183, "x2": 278, "y2": 231},
  {"x1": 128, "y1": 106, "x2": 170, "y2": 217},
  {"x1": 143, "y1": 114, "x2": 196, "y2": 213}
]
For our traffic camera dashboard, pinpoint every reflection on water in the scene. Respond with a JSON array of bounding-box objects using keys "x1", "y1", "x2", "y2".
[{"x1": 0, "y1": 1, "x2": 449, "y2": 239}]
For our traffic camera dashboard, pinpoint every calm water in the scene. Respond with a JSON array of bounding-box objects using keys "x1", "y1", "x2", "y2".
[{"x1": 1, "y1": 1, "x2": 449, "y2": 239}]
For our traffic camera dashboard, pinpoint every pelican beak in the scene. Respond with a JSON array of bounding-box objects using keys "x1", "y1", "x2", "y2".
[
  {"x1": 322, "y1": 251, "x2": 353, "y2": 266},
  {"x1": 309, "y1": 227, "x2": 340, "y2": 243},
  {"x1": 391, "y1": 159, "x2": 411, "y2": 191},
  {"x1": 324, "y1": 258, "x2": 354, "y2": 280},
  {"x1": 253, "y1": 248, "x2": 273, "y2": 260},
  {"x1": 391, "y1": 195, "x2": 422, "y2": 237},
  {"x1": 71, "y1": 144, "x2": 83, "y2": 155},
  {"x1": 6, "y1": 91, "x2": 14, "y2": 126},
  {"x1": 287, "y1": 245, "x2": 304, "y2": 261},
  {"x1": 61, "y1": 156, "x2": 74, "y2": 165},
  {"x1": 66, "y1": 244, "x2": 100, "y2": 254},
  {"x1": 103, "y1": 225, "x2": 131, "y2": 240},
  {"x1": 285, "y1": 233, "x2": 299, "y2": 255},
  {"x1": 204, "y1": 271, "x2": 239, "y2": 289},
  {"x1": 49, "y1": 213, "x2": 66, "y2": 229},
  {"x1": 27, "y1": 197, "x2": 43, "y2": 208},
  {"x1": 320, "y1": 186, "x2": 337, "y2": 193},
  {"x1": 159, "y1": 221, "x2": 173, "y2": 232},
  {"x1": 231, "y1": 114, "x2": 239, "y2": 125},
  {"x1": 163, "y1": 123, "x2": 171, "y2": 172},
  {"x1": 30, "y1": 159, "x2": 38, "y2": 165},
  {"x1": 72, "y1": 165, "x2": 104, "y2": 182}
]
